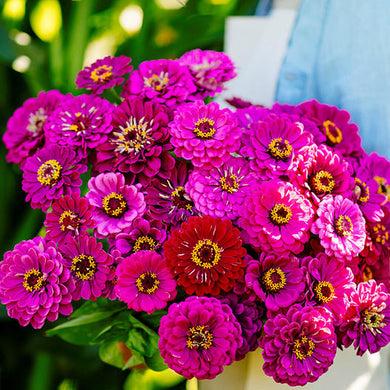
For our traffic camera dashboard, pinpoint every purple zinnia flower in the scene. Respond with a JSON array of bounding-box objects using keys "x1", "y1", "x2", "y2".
[
  {"x1": 121, "y1": 59, "x2": 196, "y2": 107},
  {"x1": 111, "y1": 217, "x2": 167, "y2": 257},
  {"x1": 59, "y1": 234, "x2": 112, "y2": 301},
  {"x1": 101, "y1": 249, "x2": 123, "y2": 301},
  {"x1": 22, "y1": 144, "x2": 87, "y2": 212},
  {"x1": 298, "y1": 99, "x2": 364, "y2": 158},
  {"x1": 169, "y1": 100, "x2": 241, "y2": 170},
  {"x1": 304, "y1": 253, "x2": 356, "y2": 325},
  {"x1": 145, "y1": 160, "x2": 199, "y2": 228},
  {"x1": 245, "y1": 252, "x2": 306, "y2": 312},
  {"x1": 241, "y1": 114, "x2": 314, "y2": 179},
  {"x1": 339, "y1": 280, "x2": 390, "y2": 355},
  {"x1": 45, "y1": 94, "x2": 114, "y2": 157},
  {"x1": 217, "y1": 293, "x2": 264, "y2": 361},
  {"x1": 44, "y1": 193, "x2": 96, "y2": 246},
  {"x1": 85, "y1": 172, "x2": 146, "y2": 238},
  {"x1": 186, "y1": 155, "x2": 257, "y2": 220},
  {"x1": 260, "y1": 304, "x2": 337, "y2": 386},
  {"x1": 158, "y1": 296, "x2": 243, "y2": 380},
  {"x1": 311, "y1": 195, "x2": 366, "y2": 261},
  {"x1": 0, "y1": 237, "x2": 74, "y2": 329},
  {"x1": 76, "y1": 55, "x2": 133, "y2": 94},
  {"x1": 179, "y1": 49, "x2": 236, "y2": 99},
  {"x1": 239, "y1": 179, "x2": 314, "y2": 254},
  {"x1": 93, "y1": 96, "x2": 174, "y2": 185},
  {"x1": 3, "y1": 90, "x2": 68, "y2": 167},
  {"x1": 115, "y1": 250, "x2": 176, "y2": 314}
]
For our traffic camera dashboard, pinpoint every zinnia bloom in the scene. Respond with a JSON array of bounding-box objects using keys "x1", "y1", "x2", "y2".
[
  {"x1": 45, "y1": 94, "x2": 114, "y2": 157},
  {"x1": 158, "y1": 296, "x2": 243, "y2": 380},
  {"x1": 44, "y1": 193, "x2": 96, "y2": 246},
  {"x1": 59, "y1": 234, "x2": 112, "y2": 301},
  {"x1": 121, "y1": 59, "x2": 196, "y2": 107},
  {"x1": 239, "y1": 179, "x2": 314, "y2": 254},
  {"x1": 169, "y1": 100, "x2": 242, "y2": 170},
  {"x1": 21, "y1": 144, "x2": 87, "y2": 212},
  {"x1": 339, "y1": 280, "x2": 390, "y2": 355},
  {"x1": 85, "y1": 172, "x2": 146, "y2": 238},
  {"x1": 186, "y1": 155, "x2": 257, "y2": 220},
  {"x1": 163, "y1": 215, "x2": 246, "y2": 296},
  {"x1": 0, "y1": 237, "x2": 74, "y2": 329},
  {"x1": 260, "y1": 304, "x2": 337, "y2": 386},
  {"x1": 76, "y1": 55, "x2": 133, "y2": 94},
  {"x1": 179, "y1": 49, "x2": 236, "y2": 99},
  {"x1": 245, "y1": 252, "x2": 306, "y2": 312},
  {"x1": 311, "y1": 195, "x2": 366, "y2": 261},
  {"x1": 3, "y1": 90, "x2": 68, "y2": 167},
  {"x1": 115, "y1": 250, "x2": 177, "y2": 314}
]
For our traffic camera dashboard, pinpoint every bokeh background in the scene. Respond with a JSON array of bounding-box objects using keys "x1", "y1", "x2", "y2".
[{"x1": 0, "y1": 0, "x2": 259, "y2": 389}]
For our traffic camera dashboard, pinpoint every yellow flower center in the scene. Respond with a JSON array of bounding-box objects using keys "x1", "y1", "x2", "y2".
[
  {"x1": 193, "y1": 118, "x2": 216, "y2": 139},
  {"x1": 355, "y1": 178, "x2": 370, "y2": 203},
  {"x1": 268, "y1": 138, "x2": 293, "y2": 160},
  {"x1": 171, "y1": 186, "x2": 193, "y2": 210},
  {"x1": 37, "y1": 159, "x2": 62, "y2": 186},
  {"x1": 335, "y1": 215, "x2": 353, "y2": 237},
  {"x1": 219, "y1": 174, "x2": 240, "y2": 193},
  {"x1": 136, "y1": 272, "x2": 160, "y2": 294},
  {"x1": 374, "y1": 176, "x2": 390, "y2": 202},
  {"x1": 186, "y1": 325, "x2": 213, "y2": 350},
  {"x1": 262, "y1": 267, "x2": 287, "y2": 293},
  {"x1": 144, "y1": 72, "x2": 169, "y2": 92},
  {"x1": 71, "y1": 254, "x2": 96, "y2": 281},
  {"x1": 323, "y1": 120, "x2": 342, "y2": 145},
  {"x1": 102, "y1": 192, "x2": 127, "y2": 217},
  {"x1": 314, "y1": 281, "x2": 335, "y2": 303},
  {"x1": 23, "y1": 268, "x2": 44, "y2": 292},
  {"x1": 59, "y1": 210, "x2": 80, "y2": 232},
  {"x1": 362, "y1": 303, "x2": 386, "y2": 335},
  {"x1": 292, "y1": 336, "x2": 315, "y2": 360},
  {"x1": 372, "y1": 223, "x2": 389, "y2": 245},
  {"x1": 309, "y1": 170, "x2": 335, "y2": 195},
  {"x1": 90, "y1": 65, "x2": 113, "y2": 83},
  {"x1": 269, "y1": 204, "x2": 292, "y2": 226},
  {"x1": 191, "y1": 239, "x2": 223, "y2": 269},
  {"x1": 133, "y1": 236, "x2": 157, "y2": 252}
]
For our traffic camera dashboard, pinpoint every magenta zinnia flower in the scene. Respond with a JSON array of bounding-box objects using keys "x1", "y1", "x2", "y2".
[
  {"x1": 115, "y1": 250, "x2": 176, "y2": 314},
  {"x1": 311, "y1": 195, "x2": 366, "y2": 261},
  {"x1": 85, "y1": 172, "x2": 146, "y2": 238},
  {"x1": 339, "y1": 280, "x2": 390, "y2": 355},
  {"x1": 163, "y1": 215, "x2": 246, "y2": 296},
  {"x1": 245, "y1": 252, "x2": 306, "y2": 312},
  {"x1": 22, "y1": 144, "x2": 87, "y2": 212},
  {"x1": 179, "y1": 49, "x2": 236, "y2": 99},
  {"x1": 260, "y1": 304, "x2": 337, "y2": 386},
  {"x1": 158, "y1": 296, "x2": 243, "y2": 380},
  {"x1": 44, "y1": 193, "x2": 96, "y2": 246},
  {"x1": 93, "y1": 96, "x2": 174, "y2": 184},
  {"x1": 45, "y1": 94, "x2": 114, "y2": 157},
  {"x1": 3, "y1": 90, "x2": 68, "y2": 167},
  {"x1": 239, "y1": 179, "x2": 314, "y2": 254},
  {"x1": 121, "y1": 59, "x2": 196, "y2": 107},
  {"x1": 186, "y1": 155, "x2": 257, "y2": 220},
  {"x1": 0, "y1": 237, "x2": 74, "y2": 329},
  {"x1": 169, "y1": 100, "x2": 241, "y2": 170},
  {"x1": 59, "y1": 234, "x2": 112, "y2": 301},
  {"x1": 76, "y1": 55, "x2": 133, "y2": 94}
]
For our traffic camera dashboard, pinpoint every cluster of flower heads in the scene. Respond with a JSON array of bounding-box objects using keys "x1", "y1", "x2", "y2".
[{"x1": 2, "y1": 49, "x2": 390, "y2": 386}]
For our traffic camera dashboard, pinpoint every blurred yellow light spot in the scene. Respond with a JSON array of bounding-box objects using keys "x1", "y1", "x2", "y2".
[
  {"x1": 155, "y1": 0, "x2": 188, "y2": 9},
  {"x1": 30, "y1": 0, "x2": 62, "y2": 42},
  {"x1": 209, "y1": 0, "x2": 231, "y2": 4},
  {"x1": 119, "y1": 5, "x2": 143, "y2": 35},
  {"x1": 83, "y1": 36, "x2": 116, "y2": 67},
  {"x1": 12, "y1": 55, "x2": 31, "y2": 73},
  {"x1": 3, "y1": 0, "x2": 26, "y2": 21},
  {"x1": 14, "y1": 31, "x2": 31, "y2": 46},
  {"x1": 155, "y1": 26, "x2": 177, "y2": 47},
  {"x1": 187, "y1": 378, "x2": 199, "y2": 390}
]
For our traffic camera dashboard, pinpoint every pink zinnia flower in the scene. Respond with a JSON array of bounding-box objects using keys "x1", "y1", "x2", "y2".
[
  {"x1": 121, "y1": 59, "x2": 196, "y2": 107},
  {"x1": 76, "y1": 55, "x2": 133, "y2": 94},
  {"x1": 260, "y1": 304, "x2": 337, "y2": 386},
  {"x1": 59, "y1": 234, "x2": 112, "y2": 301},
  {"x1": 21, "y1": 144, "x2": 87, "y2": 212},
  {"x1": 85, "y1": 172, "x2": 146, "y2": 238},
  {"x1": 179, "y1": 49, "x2": 236, "y2": 99},
  {"x1": 169, "y1": 101, "x2": 241, "y2": 170},
  {"x1": 115, "y1": 250, "x2": 176, "y2": 314},
  {"x1": 311, "y1": 195, "x2": 366, "y2": 261},
  {"x1": 239, "y1": 179, "x2": 314, "y2": 254},
  {"x1": 0, "y1": 237, "x2": 74, "y2": 329},
  {"x1": 158, "y1": 296, "x2": 243, "y2": 380},
  {"x1": 3, "y1": 90, "x2": 68, "y2": 167},
  {"x1": 186, "y1": 155, "x2": 257, "y2": 220}
]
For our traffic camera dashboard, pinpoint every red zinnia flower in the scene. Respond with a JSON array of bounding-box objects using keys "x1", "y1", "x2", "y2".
[{"x1": 163, "y1": 215, "x2": 246, "y2": 296}]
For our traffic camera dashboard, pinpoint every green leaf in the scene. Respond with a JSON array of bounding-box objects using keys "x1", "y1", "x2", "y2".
[
  {"x1": 144, "y1": 349, "x2": 167, "y2": 372},
  {"x1": 98, "y1": 341, "x2": 124, "y2": 369},
  {"x1": 122, "y1": 349, "x2": 145, "y2": 370}
]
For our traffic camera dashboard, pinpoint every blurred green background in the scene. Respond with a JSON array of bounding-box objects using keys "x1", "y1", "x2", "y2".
[{"x1": 0, "y1": 0, "x2": 258, "y2": 389}]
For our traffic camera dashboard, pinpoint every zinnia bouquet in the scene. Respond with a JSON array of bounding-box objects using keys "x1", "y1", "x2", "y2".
[{"x1": 2, "y1": 48, "x2": 390, "y2": 387}]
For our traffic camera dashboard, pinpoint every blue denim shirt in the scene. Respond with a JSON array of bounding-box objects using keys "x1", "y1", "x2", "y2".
[{"x1": 257, "y1": 0, "x2": 390, "y2": 158}]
